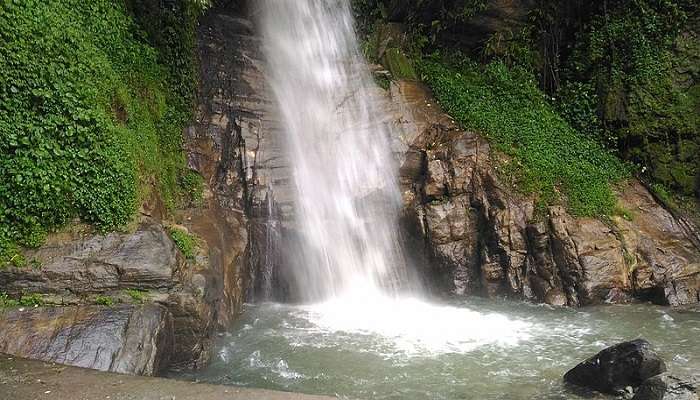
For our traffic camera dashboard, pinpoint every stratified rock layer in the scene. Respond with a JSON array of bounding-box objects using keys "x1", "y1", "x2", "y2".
[{"x1": 0, "y1": 305, "x2": 172, "y2": 376}]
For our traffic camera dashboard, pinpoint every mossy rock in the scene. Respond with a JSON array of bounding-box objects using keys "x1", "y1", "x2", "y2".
[{"x1": 382, "y1": 47, "x2": 417, "y2": 80}]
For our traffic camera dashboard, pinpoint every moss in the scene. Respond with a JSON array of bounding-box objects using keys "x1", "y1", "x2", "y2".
[
  {"x1": 383, "y1": 48, "x2": 418, "y2": 80},
  {"x1": 94, "y1": 295, "x2": 115, "y2": 306}
]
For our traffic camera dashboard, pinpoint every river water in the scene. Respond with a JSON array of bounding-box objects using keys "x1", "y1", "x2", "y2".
[{"x1": 180, "y1": 296, "x2": 700, "y2": 399}]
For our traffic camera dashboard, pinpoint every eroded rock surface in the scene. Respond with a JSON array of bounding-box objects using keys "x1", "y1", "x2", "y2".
[
  {"x1": 389, "y1": 80, "x2": 700, "y2": 306},
  {"x1": 0, "y1": 305, "x2": 172, "y2": 376}
]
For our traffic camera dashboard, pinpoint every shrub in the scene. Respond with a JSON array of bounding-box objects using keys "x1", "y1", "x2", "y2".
[{"x1": 169, "y1": 228, "x2": 197, "y2": 259}]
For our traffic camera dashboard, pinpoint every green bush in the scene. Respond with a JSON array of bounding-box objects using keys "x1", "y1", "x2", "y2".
[
  {"x1": 0, "y1": 292, "x2": 45, "y2": 308},
  {"x1": 419, "y1": 57, "x2": 629, "y2": 216},
  {"x1": 0, "y1": 0, "x2": 200, "y2": 262},
  {"x1": 170, "y1": 228, "x2": 197, "y2": 259},
  {"x1": 563, "y1": 0, "x2": 699, "y2": 197}
]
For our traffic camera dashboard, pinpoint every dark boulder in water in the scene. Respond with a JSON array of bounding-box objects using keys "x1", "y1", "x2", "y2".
[
  {"x1": 564, "y1": 339, "x2": 666, "y2": 394},
  {"x1": 633, "y1": 373, "x2": 699, "y2": 400}
]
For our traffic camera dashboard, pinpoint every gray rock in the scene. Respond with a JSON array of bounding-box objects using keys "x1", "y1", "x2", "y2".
[
  {"x1": 0, "y1": 222, "x2": 180, "y2": 297},
  {"x1": 0, "y1": 305, "x2": 173, "y2": 376}
]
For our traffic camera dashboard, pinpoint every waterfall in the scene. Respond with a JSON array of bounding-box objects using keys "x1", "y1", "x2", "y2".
[{"x1": 260, "y1": 0, "x2": 411, "y2": 301}]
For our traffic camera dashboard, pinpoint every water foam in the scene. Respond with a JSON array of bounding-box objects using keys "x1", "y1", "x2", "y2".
[{"x1": 301, "y1": 289, "x2": 532, "y2": 355}]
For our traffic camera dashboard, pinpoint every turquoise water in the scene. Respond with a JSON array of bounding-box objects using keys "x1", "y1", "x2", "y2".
[{"x1": 176, "y1": 297, "x2": 700, "y2": 399}]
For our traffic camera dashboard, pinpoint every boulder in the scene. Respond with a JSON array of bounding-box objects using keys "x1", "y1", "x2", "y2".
[
  {"x1": 633, "y1": 373, "x2": 699, "y2": 400},
  {"x1": 563, "y1": 339, "x2": 666, "y2": 394},
  {"x1": 0, "y1": 304, "x2": 173, "y2": 376}
]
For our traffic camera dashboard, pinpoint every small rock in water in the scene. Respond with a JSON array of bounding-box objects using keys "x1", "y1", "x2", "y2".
[
  {"x1": 564, "y1": 339, "x2": 666, "y2": 394},
  {"x1": 632, "y1": 373, "x2": 699, "y2": 400},
  {"x1": 544, "y1": 288, "x2": 567, "y2": 306}
]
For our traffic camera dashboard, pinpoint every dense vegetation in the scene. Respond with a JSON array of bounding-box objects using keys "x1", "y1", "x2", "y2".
[
  {"x1": 0, "y1": 0, "x2": 206, "y2": 265},
  {"x1": 354, "y1": 0, "x2": 699, "y2": 216},
  {"x1": 420, "y1": 58, "x2": 627, "y2": 215}
]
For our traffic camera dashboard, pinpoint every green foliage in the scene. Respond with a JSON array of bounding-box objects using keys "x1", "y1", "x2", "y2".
[
  {"x1": 94, "y1": 295, "x2": 115, "y2": 306},
  {"x1": 406, "y1": 0, "x2": 488, "y2": 47},
  {"x1": 613, "y1": 204, "x2": 635, "y2": 222},
  {"x1": 419, "y1": 56, "x2": 629, "y2": 216},
  {"x1": 19, "y1": 293, "x2": 45, "y2": 307},
  {"x1": 553, "y1": 81, "x2": 606, "y2": 142},
  {"x1": 124, "y1": 288, "x2": 148, "y2": 304},
  {"x1": 0, "y1": 292, "x2": 19, "y2": 308},
  {"x1": 0, "y1": 0, "x2": 199, "y2": 261},
  {"x1": 481, "y1": 28, "x2": 536, "y2": 69},
  {"x1": 180, "y1": 169, "x2": 205, "y2": 207},
  {"x1": 0, "y1": 292, "x2": 45, "y2": 308},
  {"x1": 563, "y1": 0, "x2": 699, "y2": 197},
  {"x1": 170, "y1": 228, "x2": 197, "y2": 259}
]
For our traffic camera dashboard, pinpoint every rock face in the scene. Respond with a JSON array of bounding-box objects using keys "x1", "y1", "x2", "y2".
[
  {"x1": 191, "y1": 4, "x2": 297, "y2": 302},
  {"x1": 563, "y1": 339, "x2": 666, "y2": 394},
  {"x1": 0, "y1": 221, "x2": 227, "y2": 370},
  {"x1": 388, "y1": 80, "x2": 700, "y2": 306},
  {"x1": 0, "y1": 305, "x2": 172, "y2": 376},
  {"x1": 0, "y1": 222, "x2": 179, "y2": 297},
  {"x1": 633, "y1": 373, "x2": 699, "y2": 400}
]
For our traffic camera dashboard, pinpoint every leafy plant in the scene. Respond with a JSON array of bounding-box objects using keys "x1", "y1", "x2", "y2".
[
  {"x1": 0, "y1": 0, "x2": 201, "y2": 263},
  {"x1": 0, "y1": 292, "x2": 19, "y2": 308},
  {"x1": 170, "y1": 228, "x2": 197, "y2": 259},
  {"x1": 18, "y1": 293, "x2": 45, "y2": 307},
  {"x1": 180, "y1": 169, "x2": 205, "y2": 207},
  {"x1": 0, "y1": 292, "x2": 45, "y2": 308}
]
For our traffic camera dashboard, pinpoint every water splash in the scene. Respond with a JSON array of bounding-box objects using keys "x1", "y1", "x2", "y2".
[
  {"x1": 260, "y1": 0, "x2": 408, "y2": 300},
  {"x1": 302, "y1": 290, "x2": 532, "y2": 355}
]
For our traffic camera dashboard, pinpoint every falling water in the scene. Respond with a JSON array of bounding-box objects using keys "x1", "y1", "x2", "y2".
[{"x1": 260, "y1": 0, "x2": 409, "y2": 300}]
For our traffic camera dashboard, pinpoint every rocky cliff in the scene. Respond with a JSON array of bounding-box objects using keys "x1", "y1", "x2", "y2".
[{"x1": 389, "y1": 80, "x2": 700, "y2": 307}]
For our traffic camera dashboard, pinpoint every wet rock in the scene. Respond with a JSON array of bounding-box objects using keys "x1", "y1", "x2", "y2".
[
  {"x1": 544, "y1": 288, "x2": 567, "y2": 306},
  {"x1": 0, "y1": 305, "x2": 173, "y2": 376},
  {"x1": 633, "y1": 373, "x2": 699, "y2": 400},
  {"x1": 563, "y1": 339, "x2": 666, "y2": 394}
]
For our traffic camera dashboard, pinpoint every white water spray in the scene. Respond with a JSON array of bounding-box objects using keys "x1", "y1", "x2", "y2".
[{"x1": 260, "y1": 0, "x2": 408, "y2": 300}]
